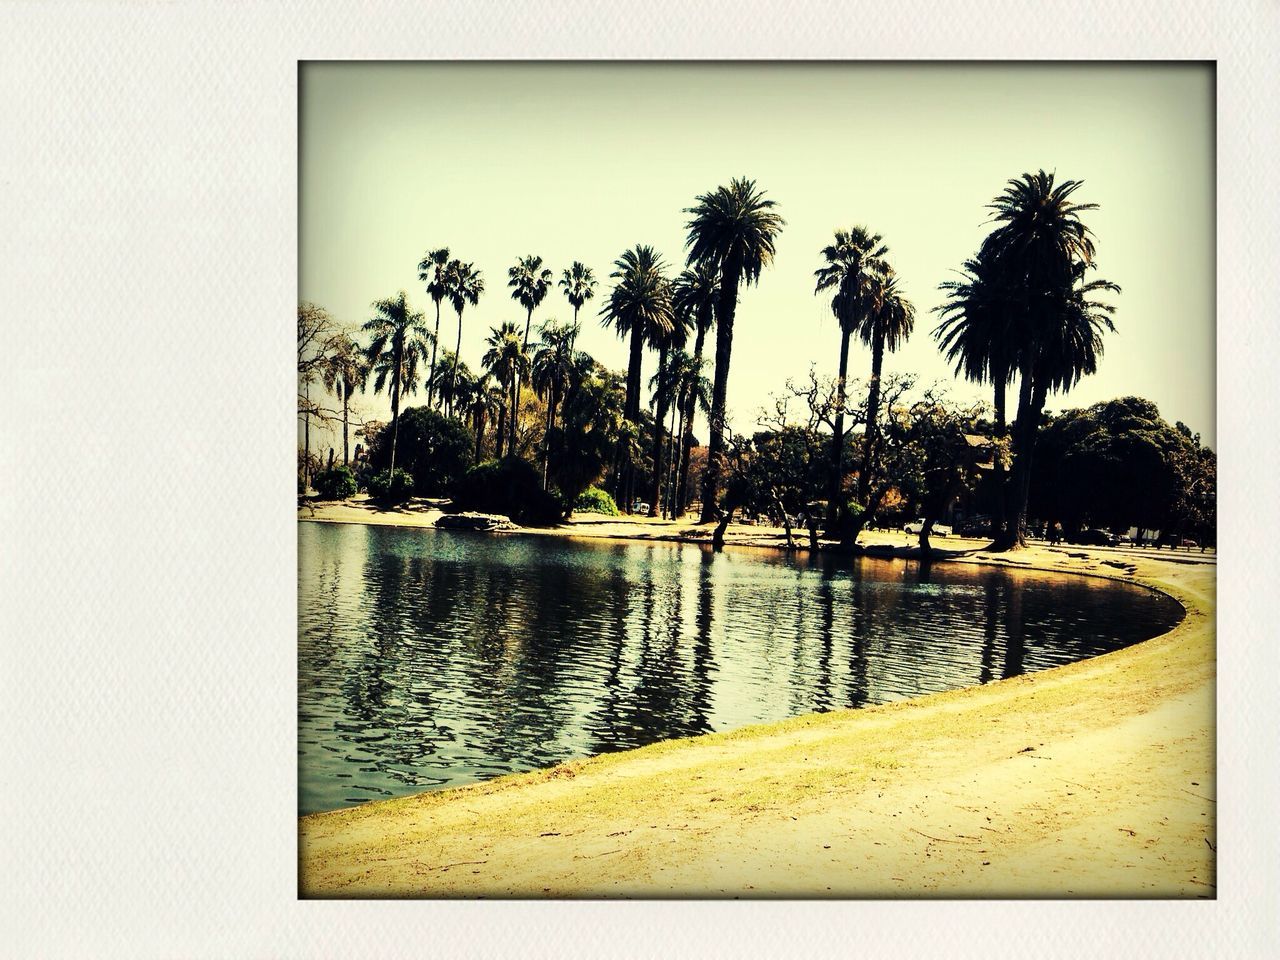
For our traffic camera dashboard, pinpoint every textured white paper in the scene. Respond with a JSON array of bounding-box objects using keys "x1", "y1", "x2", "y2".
[{"x1": 2, "y1": 0, "x2": 1277, "y2": 957}]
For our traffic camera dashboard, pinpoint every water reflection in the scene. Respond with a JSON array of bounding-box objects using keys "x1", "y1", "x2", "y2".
[{"x1": 298, "y1": 523, "x2": 1182, "y2": 814}]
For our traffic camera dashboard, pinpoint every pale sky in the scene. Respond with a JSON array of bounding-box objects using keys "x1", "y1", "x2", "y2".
[{"x1": 299, "y1": 62, "x2": 1215, "y2": 455}]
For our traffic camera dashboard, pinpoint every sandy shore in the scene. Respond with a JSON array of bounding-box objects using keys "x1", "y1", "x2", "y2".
[{"x1": 297, "y1": 497, "x2": 1216, "y2": 898}]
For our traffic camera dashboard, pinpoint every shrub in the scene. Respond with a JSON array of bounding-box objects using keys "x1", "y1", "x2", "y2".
[
  {"x1": 452, "y1": 457, "x2": 564, "y2": 526},
  {"x1": 574, "y1": 486, "x2": 619, "y2": 516},
  {"x1": 366, "y1": 406, "x2": 474, "y2": 496},
  {"x1": 368, "y1": 468, "x2": 414, "y2": 502},
  {"x1": 313, "y1": 465, "x2": 357, "y2": 501}
]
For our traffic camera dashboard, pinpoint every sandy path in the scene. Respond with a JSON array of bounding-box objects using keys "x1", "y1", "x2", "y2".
[{"x1": 297, "y1": 506, "x2": 1215, "y2": 899}]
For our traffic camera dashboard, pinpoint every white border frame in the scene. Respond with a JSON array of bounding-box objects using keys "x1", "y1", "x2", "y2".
[{"x1": 3, "y1": 1, "x2": 1278, "y2": 957}]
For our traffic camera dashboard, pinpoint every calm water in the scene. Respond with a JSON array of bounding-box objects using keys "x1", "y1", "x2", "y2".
[{"x1": 298, "y1": 522, "x2": 1182, "y2": 815}]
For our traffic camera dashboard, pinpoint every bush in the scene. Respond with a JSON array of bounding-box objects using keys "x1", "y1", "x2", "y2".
[
  {"x1": 313, "y1": 465, "x2": 357, "y2": 501},
  {"x1": 367, "y1": 407, "x2": 474, "y2": 497},
  {"x1": 368, "y1": 468, "x2": 414, "y2": 502},
  {"x1": 574, "y1": 486, "x2": 619, "y2": 516},
  {"x1": 452, "y1": 457, "x2": 564, "y2": 526}
]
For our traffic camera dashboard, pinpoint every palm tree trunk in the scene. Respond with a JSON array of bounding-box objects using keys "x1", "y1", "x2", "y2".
[
  {"x1": 427, "y1": 300, "x2": 441, "y2": 408},
  {"x1": 649, "y1": 346, "x2": 670, "y2": 517},
  {"x1": 523, "y1": 306, "x2": 533, "y2": 349},
  {"x1": 991, "y1": 363, "x2": 1008, "y2": 535},
  {"x1": 678, "y1": 322, "x2": 707, "y2": 516},
  {"x1": 451, "y1": 307, "x2": 464, "y2": 418},
  {"x1": 857, "y1": 330, "x2": 886, "y2": 503},
  {"x1": 389, "y1": 339, "x2": 403, "y2": 474},
  {"x1": 700, "y1": 257, "x2": 741, "y2": 523},
  {"x1": 994, "y1": 371, "x2": 1039, "y2": 550},
  {"x1": 494, "y1": 393, "x2": 506, "y2": 460},
  {"x1": 341, "y1": 386, "x2": 349, "y2": 466},
  {"x1": 826, "y1": 325, "x2": 852, "y2": 528},
  {"x1": 475, "y1": 408, "x2": 485, "y2": 462},
  {"x1": 509, "y1": 377, "x2": 519, "y2": 457},
  {"x1": 542, "y1": 386, "x2": 556, "y2": 491},
  {"x1": 665, "y1": 400, "x2": 682, "y2": 518}
]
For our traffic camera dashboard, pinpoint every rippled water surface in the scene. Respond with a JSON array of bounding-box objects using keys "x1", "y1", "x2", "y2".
[{"x1": 298, "y1": 522, "x2": 1182, "y2": 814}]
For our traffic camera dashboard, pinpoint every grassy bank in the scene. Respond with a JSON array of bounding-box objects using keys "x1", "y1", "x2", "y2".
[{"x1": 297, "y1": 501, "x2": 1215, "y2": 898}]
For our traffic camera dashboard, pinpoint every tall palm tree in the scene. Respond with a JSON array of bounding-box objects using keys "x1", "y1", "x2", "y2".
[
  {"x1": 684, "y1": 177, "x2": 785, "y2": 522},
  {"x1": 318, "y1": 333, "x2": 370, "y2": 466},
  {"x1": 558, "y1": 262, "x2": 597, "y2": 341},
  {"x1": 417, "y1": 247, "x2": 451, "y2": 409},
  {"x1": 482, "y1": 321, "x2": 530, "y2": 458},
  {"x1": 509, "y1": 255, "x2": 553, "y2": 349},
  {"x1": 670, "y1": 264, "x2": 719, "y2": 515},
  {"x1": 446, "y1": 261, "x2": 485, "y2": 415},
  {"x1": 362, "y1": 291, "x2": 431, "y2": 475},
  {"x1": 599, "y1": 245, "x2": 674, "y2": 511},
  {"x1": 813, "y1": 227, "x2": 889, "y2": 526},
  {"x1": 662, "y1": 350, "x2": 711, "y2": 517},
  {"x1": 932, "y1": 248, "x2": 1017, "y2": 532},
  {"x1": 531, "y1": 320, "x2": 580, "y2": 489},
  {"x1": 978, "y1": 170, "x2": 1112, "y2": 549},
  {"x1": 645, "y1": 297, "x2": 691, "y2": 516},
  {"x1": 856, "y1": 266, "x2": 915, "y2": 500}
]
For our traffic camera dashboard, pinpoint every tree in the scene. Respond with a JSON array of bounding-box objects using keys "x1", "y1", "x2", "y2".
[
  {"x1": 445, "y1": 261, "x2": 485, "y2": 417},
  {"x1": 857, "y1": 266, "x2": 916, "y2": 501},
  {"x1": 813, "y1": 227, "x2": 889, "y2": 528},
  {"x1": 318, "y1": 333, "x2": 370, "y2": 466},
  {"x1": 884, "y1": 396, "x2": 1004, "y2": 554},
  {"x1": 933, "y1": 247, "x2": 1017, "y2": 533},
  {"x1": 366, "y1": 405, "x2": 474, "y2": 496},
  {"x1": 509, "y1": 254, "x2": 554, "y2": 348},
  {"x1": 977, "y1": 170, "x2": 1117, "y2": 550},
  {"x1": 661, "y1": 349, "x2": 711, "y2": 517},
  {"x1": 482, "y1": 321, "x2": 530, "y2": 458},
  {"x1": 298, "y1": 301, "x2": 342, "y2": 491},
  {"x1": 670, "y1": 264, "x2": 719, "y2": 515},
  {"x1": 684, "y1": 177, "x2": 785, "y2": 522},
  {"x1": 417, "y1": 247, "x2": 451, "y2": 409},
  {"x1": 646, "y1": 311, "x2": 691, "y2": 516},
  {"x1": 599, "y1": 244, "x2": 674, "y2": 511},
  {"x1": 558, "y1": 261, "x2": 597, "y2": 335},
  {"x1": 531, "y1": 320, "x2": 580, "y2": 489},
  {"x1": 362, "y1": 291, "x2": 431, "y2": 475},
  {"x1": 548, "y1": 366, "x2": 627, "y2": 513}
]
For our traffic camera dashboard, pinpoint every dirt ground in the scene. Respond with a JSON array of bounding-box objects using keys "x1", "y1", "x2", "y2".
[{"x1": 297, "y1": 499, "x2": 1215, "y2": 898}]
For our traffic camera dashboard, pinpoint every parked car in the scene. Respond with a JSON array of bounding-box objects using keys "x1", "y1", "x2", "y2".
[{"x1": 631, "y1": 500, "x2": 650, "y2": 515}]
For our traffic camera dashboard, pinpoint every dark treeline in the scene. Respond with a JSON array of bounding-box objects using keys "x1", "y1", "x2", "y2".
[{"x1": 298, "y1": 171, "x2": 1215, "y2": 550}]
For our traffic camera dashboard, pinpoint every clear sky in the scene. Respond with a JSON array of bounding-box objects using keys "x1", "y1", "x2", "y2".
[{"x1": 299, "y1": 61, "x2": 1215, "y2": 456}]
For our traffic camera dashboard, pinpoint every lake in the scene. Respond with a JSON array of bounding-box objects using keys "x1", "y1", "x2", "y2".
[{"x1": 298, "y1": 522, "x2": 1183, "y2": 815}]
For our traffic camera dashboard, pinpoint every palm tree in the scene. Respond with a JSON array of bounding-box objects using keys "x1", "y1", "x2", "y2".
[
  {"x1": 932, "y1": 248, "x2": 1017, "y2": 532},
  {"x1": 446, "y1": 261, "x2": 485, "y2": 416},
  {"x1": 418, "y1": 247, "x2": 451, "y2": 409},
  {"x1": 645, "y1": 296, "x2": 691, "y2": 516},
  {"x1": 318, "y1": 333, "x2": 370, "y2": 466},
  {"x1": 460, "y1": 371, "x2": 499, "y2": 463},
  {"x1": 684, "y1": 177, "x2": 785, "y2": 522},
  {"x1": 856, "y1": 266, "x2": 915, "y2": 501},
  {"x1": 509, "y1": 255, "x2": 553, "y2": 349},
  {"x1": 558, "y1": 262, "x2": 597, "y2": 339},
  {"x1": 662, "y1": 350, "x2": 711, "y2": 518},
  {"x1": 978, "y1": 170, "x2": 1113, "y2": 549},
  {"x1": 482, "y1": 322, "x2": 530, "y2": 458},
  {"x1": 362, "y1": 291, "x2": 431, "y2": 475},
  {"x1": 531, "y1": 320, "x2": 580, "y2": 489},
  {"x1": 813, "y1": 227, "x2": 889, "y2": 526},
  {"x1": 670, "y1": 264, "x2": 719, "y2": 515},
  {"x1": 599, "y1": 245, "x2": 674, "y2": 512},
  {"x1": 508, "y1": 254, "x2": 553, "y2": 447}
]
